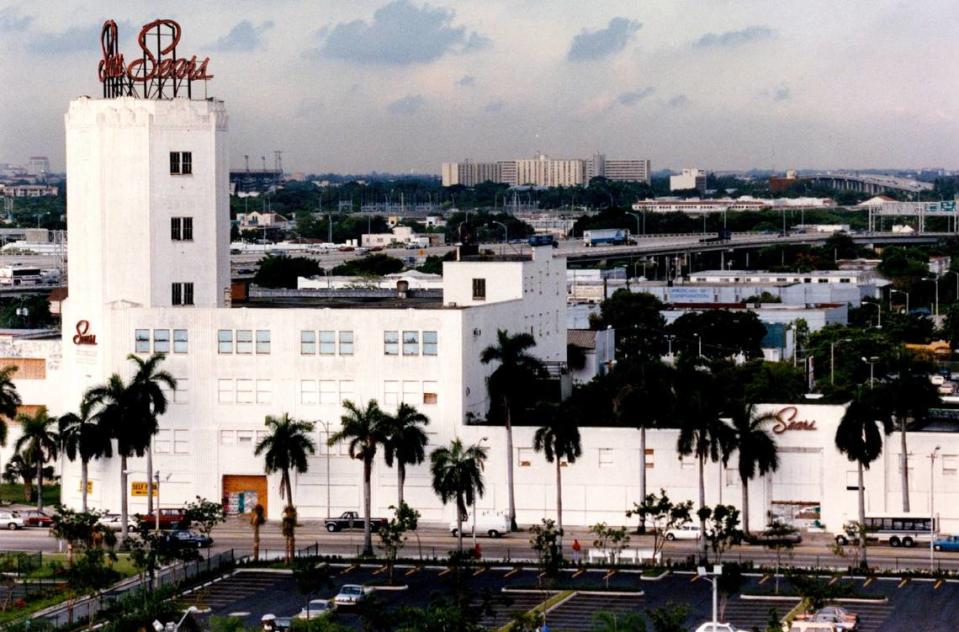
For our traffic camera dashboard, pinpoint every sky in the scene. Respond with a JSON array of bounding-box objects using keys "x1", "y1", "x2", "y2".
[{"x1": 0, "y1": 0, "x2": 957, "y2": 174}]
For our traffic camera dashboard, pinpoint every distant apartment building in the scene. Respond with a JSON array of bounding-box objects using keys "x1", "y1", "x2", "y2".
[
  {"x1": 28, "y1": 157, "x2": 50, "y2": 178},
  {"x1": 670, "y1": 168, "x2": 707, "y2": 193},
  {"x1": 0, "y1": 184, "x2": 59, "y2": 198},
  {"x1": 441, "y1": 152, "x2": 650, "y2": 187}
]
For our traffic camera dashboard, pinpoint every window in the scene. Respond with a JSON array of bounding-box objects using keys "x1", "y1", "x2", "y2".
[
  {"x1": 643, "y1": 448, "x2": 654, "y2": 469},
  {"x1": 845, "y1": 470, "x2": 860, "y2": 489},
  {"x1": 403, "y1": 381, "x2": 421, "y2": 403},
  {"x1": 155, "y1": 429, "x2": 171, "y2": 454},
  {"x1": 236, "y1": 379, "x2": 254, "y2": 403},
  {"x1": 300, "y1": 380, "x2": 318, "y2": 405},
  {"x1": 679, "y1": 456, "x2": 695, "y2": 470},
  {"x1": 170, "y1": 151, "x2": 192, "y2": 175},
  {"x1": 384, "y1": 331, "x2": 399, "y2": 356},
  {"x1": 725, "y1": 468, "x2": 739, "y2": 486},
  {"x1": 422, "y1": 331, "x2": 437, "y2": 356},
  {"x1": 423, "y1": 381, "x2": 438, "y2": 405},
  {"x1": 219, "y1": 430, "x2": 236, "y2": 446},
  {"x1": 237, "y1": 430, "x2": 253, "y2": 445},
  {"x1": 943, "y1": 455, "x2": 957, "y2": 475},
  {"x1": 472, "y1": 278, "x2": 486, "y2": 300},
  {"x1": 217, "y1": 378, "x2": 233, "y2": 403},
  {"x1": 319, "y1": 380, "x2": 337, "y2": 405},
  {"x1": 319, "y1": 331, "x2": 335, "y2": 355},
  {"x1": 236, "y1": 330, "x2": 253, "y2": 354},
  {"x1": 598, "y1": 448, "x2": 615, "y2": 467},
  {"x1": 172, "y1": 282, "x2": 194, "y2": 306},
  {"x1": 171, "y1": 217, "x2": 194, "y2": 241},
  {"x1": 384, "y1": 380, "x2": 400, "y2": 407},
  {"x1": 256, "y1": 379, "x2": 271, "y2": 404},
  {"x1": 518, "y1": 448, "x2": 534, "y2": 467},
  {"x1": 182, "y1": 217, "x2": 193, "y2": 240},
  {"x1": 169, "y1": 152, "x2": 180, "y2": 174},
  {"x1": 135, "y1": 329, "x2": 150, "y2": 353},
  {"x1": 153, "y1": 329, "x2": 170, "y2": 354},
  {"x1": 300, "y1": 331, "x2": 316, "y2": 355},
  {"x1": 174, "y1": 430, "x2": 190, "y2": 455},
  {"x1": 173, "y1": 378, "x2": 188, "y2": 404},
  {"x1": 339, "y1": 331, "x2": 354, "y2": 355},
  {"x1": 339, "y1": 380, "x2": 354, "y2": 403},
  {"x1": 218, "y1": 330, "x2": 233, "y2": 354},
  {"x1": 402, "y1": 331, "x2": 419, "y2": 355},
  {"x1": 256, "y1": 330, "x2": 271, "y2": 354},
  {"x1": 173, "y1": 329, "x2": 188, "y2": 353}
]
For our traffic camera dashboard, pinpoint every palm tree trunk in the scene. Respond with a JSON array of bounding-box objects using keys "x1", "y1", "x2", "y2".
[
  {"x1": 456, "y1": 493, "x2": 464, "y2": 554},
  {"x1": 398, "y1": 461, "x2": 406, "y2": 508},
  {"x1": 741, "y1": 473, "x2": 750, "y2": 536},
  {"x1": 639, "y1": 426, "x2": 647, "y2": 534},
  {"x1": 504, "y1": 399, "x2": 517, "y2": 531},
  {"x1": 284, "y1": 469, "x2": 294, "y2": 508},
  {"x1": 362, "y1": 457, "x2": 373, "y2": 556},
  {"x1": 146, "y1": 442, "x2": 154, "y2": 516},
  {"x1": 899, "y1": 417, "x2": 910, "y2": 512},
  {"x1": 555, "y1": 458, "x2": 563, "y2": 546},
  {"x1": 81, "y1": 459, "x2": 89, "y2": 513},
  {"x1": 253, "y1": 523, "x2": 260, "y2": 562},
  {"x1": 120, "y1": 455, "x2": 129, "y2": 542},
  {"x1": 858, "y1": 461, "x2": 867, "y2": 568},
  {"x1": 36, "y1": 453, "x2": 43, "y2": 511},
  {"x1": 698, "y1": 454, "x2": 707, "y2": 563}
]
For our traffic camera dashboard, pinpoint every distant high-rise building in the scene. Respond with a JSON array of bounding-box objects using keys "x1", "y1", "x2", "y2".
[
  {"x1": 28, "y1": 156, "x2": 50, "y2": 179},
  {"x1": 442, "y1": 152, "x2": 650, "y2": 187},
  {"x1": 670, "y1": 168, "x2": 707, "y2": 193},
  {"x1": 441, "y1": 160, "x2": 502, "y2": 187}
]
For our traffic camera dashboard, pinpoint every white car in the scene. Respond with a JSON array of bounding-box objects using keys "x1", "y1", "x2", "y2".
[
  {"x1": 449, "y1": 512, "x2": 510, "y2": 538},
  {"x1": 334, "y1": 584, "x2": 370, "y2": 606},
  {"x1": 665, "y1": 523, "x2": 702, "y2": 541},
  {"x1": 97, "y1": 513, "x2": 123, "y2": 530},
  {"x1": 694, "y1": 624, "x2": 748, "y2": 632},
  {"x1": 0, "y1": 511, "x2": 24, "y2": 530},
  {"x1": 296, "y1": 599, "x2": 334, "y2": 619}
]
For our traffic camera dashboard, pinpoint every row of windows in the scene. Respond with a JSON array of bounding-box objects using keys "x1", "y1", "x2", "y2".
[
  {"x1": 218, "y1": 330, "x2": 271, "y2": 354},
  {"x1": 171, "y1": 217, "x2": 194, "y2": 241},
  {"x1": 301, "y1": 330, "x2": 353, "y2": 355},
  {"x1": 300, "y1": 379, "x2": 354, "y2": 405},
  {"x1": 136, "y1": 329, "x2": 189, "y2": 354},
  {"x1": 516, "y1": 447, "x2": 653, "y2": 468},
  {"x1": 384, "y1": 380, "x2": 438, "y2": 406},
  {"x1": 170, "y1": 151, "x2": 192, "y2": 175},
  {"x1": 217, "y1": 378, "x2": 272, "y2": 404},
  {"x1": 154, "y1": 429, "x2": 190, "y2": 455},
  {"x1": 384, "y1": 330, "x2": 437, "y2": 356}
]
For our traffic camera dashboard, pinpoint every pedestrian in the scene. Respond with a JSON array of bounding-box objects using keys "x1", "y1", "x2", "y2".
[
  {"x1": 571, "y1": 538, "x2": 581, "y2": 564},
  {"x1": 474, "y1": 541, "x2": 482, "y2": 560}
]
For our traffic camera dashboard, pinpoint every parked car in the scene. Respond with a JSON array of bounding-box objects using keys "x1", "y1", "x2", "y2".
[
  {"x1": 934, "y1": 535, "x2": 959, "y2": 551},
  {"x1": 449, "y1": 512, "x2": 510, "y2": 538},
  {"x1": 296, "y1": 599, "x2": 335, "y2": 619},
  {"x1": 166, "y1": 530, "x2": 212, "y2": 548},
  {"x1": 809, "y1": 606, "x2": 858, "y2": 631},
  {"x1": 789, "y1": 623, "x2": 838, "y2": 632},
  {"x1": 665, "y1": 523, "x2": 702, "y2": 541},
  {"x1": 0, "y1": 511, "x2": 24, "y2": 530},
  {"x1": 693, "y1": 623, "x2": 748, "y2": 632},
  {"x1": 334, "y1": 584, "x2": 370, "y2": 606},
  {"x1": 20, "y1": 510, "x2": 52, "y2": 527},
  {"x1": 324, "y1": 511, "x2": 388, "y2": 533},
  {"x1": 137, "y1": 507, "x2": 187, "y2": 530},
  {"x1": 97, "y1": 513, "x2": 123, "y2": 530}
]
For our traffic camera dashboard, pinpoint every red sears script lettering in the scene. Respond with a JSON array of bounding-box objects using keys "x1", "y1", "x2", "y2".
[
  {"x1": 73, "y1": 320, "x2": 97, "y2": 346},
  {"x1": 98, "y1": 20, "x2": 213, "y2": 83},
  {"x1": 770, "y1": 406, "x2": 816, "y2": 434}
]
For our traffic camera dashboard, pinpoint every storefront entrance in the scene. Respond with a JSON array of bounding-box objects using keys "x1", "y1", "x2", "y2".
[
  {"x1": 770, "y1": 447, "x2": 823, "y2": 527},
  {"x1": 222, "y1": 475, "x2": 267, "y2": 515}
]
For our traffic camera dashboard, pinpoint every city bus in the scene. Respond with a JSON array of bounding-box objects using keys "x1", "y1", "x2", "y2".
[{"x1": 835, "y1": 513, "x2": 937, "y2": 547}]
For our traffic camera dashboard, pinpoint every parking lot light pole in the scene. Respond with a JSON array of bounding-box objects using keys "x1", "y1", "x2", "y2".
[
  {"x1": 930, "y1": 446, "x2": 940, "y2": 572},
  {"x1": 697, "y1": 564, "x2": 723, "y2": 630}
]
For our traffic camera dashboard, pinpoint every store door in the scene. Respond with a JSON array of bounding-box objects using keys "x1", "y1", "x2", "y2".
[{"x1": 222, "y1": 475, "x2": 268, "y2": 515}]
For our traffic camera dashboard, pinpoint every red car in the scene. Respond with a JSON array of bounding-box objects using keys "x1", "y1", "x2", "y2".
[{"x1": 20, "y1": 510, "x2": 53, "y2": 527}]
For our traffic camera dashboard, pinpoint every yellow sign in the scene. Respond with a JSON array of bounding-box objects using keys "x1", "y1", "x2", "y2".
[
  {"x1": 130, "y1": 481, "x2": 158, "y2": 497},
  {"x1": 78, "y1": 480, "x2": 93, "y2": 493}
]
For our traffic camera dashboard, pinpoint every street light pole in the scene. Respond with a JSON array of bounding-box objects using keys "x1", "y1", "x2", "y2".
[
  {"x1": 697, "y1": 565, "x2": 723, "y2": 630},
  {"x1": 891, "y1": 289, "x2": 910, "y2": 315},
  {"x1": 861, "y1": 356, "x2": 878, "y2": 388},
  {"x1": 930, "y1": 446, "x2": 940, "y2": 572},
  {"x1": 627, "y1": 212, "x2": 643, "y2": 237}
]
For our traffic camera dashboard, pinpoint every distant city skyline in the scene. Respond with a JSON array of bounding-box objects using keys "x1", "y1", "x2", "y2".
[{"x1": 1, "y1": 0, "x2": 957, "y2": 174}]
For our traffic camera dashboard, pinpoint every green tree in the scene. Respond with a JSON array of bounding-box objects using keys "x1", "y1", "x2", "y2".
[
  {"x1": 591, "y1": 610, "x2": 647, "y2": 632},
  {"x1": 50, "y1": 507, "x2": 103, "y2": 565},
  {"x1": 669, "y1": 310, "x2": 767, "y2": 360},
  {"x1": 481, "y1": 329, "x2": 545, "y2": 531},
  {"x1": 626, "y1": 489, "x2": 693, "y2": 560},
  {"x1": 430, "y1": 439, "x2": 488, "y2": 554},
  {"x1": 255, "y1": 413, "x2": 317, "y2": 508},
  {"x1": 329, "y1": 400, "x2": 387, "y2": 557},
  {"x1": 377, "y1": 503, "x2": 419, "y2": 583},
  {"x1": 533, "y1": 409, "x2": 581, "y2": 540},
  {"x1": 762, "y1": 520, "x2": 799, "y2": 594},
  {"x1": 282, "y1": 505, "x2": 298, "y2": 564},
  {"x1": 700, "y1": 504, "x2": 742, "y2": 564},
  {"x1": 590, "y1": 289, "x2": 666, "y2": 359},
  {"x1": 292, "y1": 558, "x2": 334, "y2": 619},
  {"x1": 127, "y1": 353, "x2": 177, "y2": 516},
  {"x1": 529, "y1": 518, "x2": 563, "y2": 579},
  {"x1": 381, "y1": 403, "x2": 430, "y2": 508},
  {"x1": 332, "y1": 254, "x2": 405, "y2": 276},
  {"x1": 14, "y1": 407, "x2": 59, "y2": 511},
  {"x1": 645, "y1": 602, "x2": 689, "y2": 632},
  {"x1": 253, "y1": 255, "x2": 323, "y2": 288},
  {"x1": 184, "y1": 496, "x2": 226, "y2": 551},
  {"x1": 0, "y1": 365, "x2": 21, "y2": 498},
  {"x1": 727, "y1": 402, "x2": 779, "y2": 536},
  {"x1": 59, "y1": 394, "x2": 113, "y2": 512},
  {"x1": 835, "y1": 394, "x2": 890, "y2": 568},
  {"x1": 250, "y1": 503, "x2": 266, "y2": 562}
]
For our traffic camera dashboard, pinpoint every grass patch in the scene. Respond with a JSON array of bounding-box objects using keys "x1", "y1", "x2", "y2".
[
  {"x1": 0, "y1": 589, "x2": 66, "y2": 626},
  {"x1": 24, "y1": 553, "x2": 138, "y2": 580},
  {"x1": 0, "y1": 484, "x2": 60, "y2": 507}
]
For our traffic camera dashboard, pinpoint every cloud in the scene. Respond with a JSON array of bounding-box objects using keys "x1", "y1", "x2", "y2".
[
  {"x1": 0, "y1": 8, "x2": 32, "y2": 32},
  {"x1": 484, "y1": 100, "x2": 506, "y2": 113},
  {"x1": 617, "y1": 87, "x2": 655, "y2": 106},
  {"x1": 27, "y1": 20, "x2": 131, "y2": 54},
  {"x1": 693, "y1": 25, "x2": 775, "y2": 48},
  {"x1": 206, "y1": 20, "x2": 274, "y2": 52},
  {"x1": 567, "y1": 17, "x2": 641, "y2": 62},
  {"x1": 387, "y1": 94, "x2": 425, "y2": 115},
  {"x1": 307, "y1": 0, "x2": 489, "y2": 65},
  {"x1": 773, "y1": 85, "x2": 790, "y2": 101},
  {"x1": 667, "y1": 94, "x2": 689, "y2": 108},
  {"x1": 295, "y1": 99, "x2": 325, "y2": 118},
  {"x1": 457, "y1": 75, "x2": 476, "y2": 87}
]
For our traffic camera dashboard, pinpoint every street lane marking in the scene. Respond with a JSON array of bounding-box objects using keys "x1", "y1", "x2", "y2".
[
  {"x1": 603, "y1": 570, "x2": 616, "y2": 581},
  {"x1": 863, "y1": 577, "x2": 874, "y2": 588},
  {"x1": 758, "y1": 575, "x2": 770, "y2": 585},
  {"x1": 690, "y1": 575, "x2": 700, "y2": 583},
  {"x1": 338, "y1": 564, "x2": 357, "y2": 576},
  {"x1": 371, "y1": 565, "x2": 387, "y2": 575},
  {"x1": 828, "y1": 577, "x2": 839, "y2": 586},
  {"x1": 473, "y1": 567, "x2": 486, "y2": 576},
  {"x1": 438, "y1": 568, "x2": 451, "y2": 576},
  {"x1": 897, "y1": 579, "x2": 909, "y2": 589},
  {"x1": 228, "y1": 612, "x2": 250, "y2": 617},
  {"x1": 572, "y1": 569, "x2": 585, "y2": 579},
  {"x1": 404, "y1": 566, "x2": 421, "y2": 576},
  {"x1": 934, "y1": 579, "x2": 944, "y2": 590},
  {"x1": 504, "y1": 568, "x2": 520, "y2": 578}
]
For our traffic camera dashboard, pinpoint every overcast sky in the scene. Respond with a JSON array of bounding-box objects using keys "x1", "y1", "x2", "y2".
[{"x1": 1, "y1": 0, "x2": 957, "y2": 174}]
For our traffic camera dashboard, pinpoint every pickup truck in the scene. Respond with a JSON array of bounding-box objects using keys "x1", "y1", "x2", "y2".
[{"x1": 324, "y1": 511, "x2": 388, "y2": 533}]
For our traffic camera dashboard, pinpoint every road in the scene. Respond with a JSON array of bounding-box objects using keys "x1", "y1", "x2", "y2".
[{"x1": 4, "y1": 519, "x2": 959, "y2": 572}]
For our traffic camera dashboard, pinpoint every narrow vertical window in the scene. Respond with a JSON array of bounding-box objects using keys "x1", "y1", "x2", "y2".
[
  {"x1": 300, "y1": 330, "x2": 316, "y2": 355},
  {"x1": 183, "y1": 283, "x2": 194, "y2": 305},
  {"x1": 173, "y1": 329, "x2": 188, "y2": 353},
  {"x1": 153, "y1": 329, "x2": 170, "y2": 354},
  {"x1": 422, "y1": 331, "x2": 438, "y2": 356},
  {"x1": 318, "y1": 331, "x2": 335, "y2": 355},
  {"x1": 135, "y1": 329, "x2": 150, "y2": 353},
  {"x1": 181, "y1": 152, "x2": 192, "y2": 175},
  {"x1": 236, "y1": 330, "x2": 253, "y2": 354},
  {"x1": 384, "y1": 331, "x2": 399, "y2": 356},
  {"x1": 402, "y1": 331, "x2": 419, "y2": 355},
  {"x1": 171, "y1": 283, "x2": 182, "y2": 305},
  {"x1": 182, "y1": 217, "x2": 193, "y2": 240},
  {"x1": 169, "y1": 152, "x2": 180, "y2": 174},
  {"x1": 171, "y1": 217, "x2": 182, "y2": 240},
  {"x1": 256, "y1": 330, "x2": 271, "y2": 354},
  {"x1": 217, "y1": 330, "x2": 233, "y2": 354},
  {"x1": 339, "y1": 331, "x2": 354, "y2": 355},
  {"x1": 472, "y1": 278, "x2": 486, "y2": 300}
]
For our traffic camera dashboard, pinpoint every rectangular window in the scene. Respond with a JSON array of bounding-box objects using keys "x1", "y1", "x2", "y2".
[
  {"x1": 384, "y1": 380, "x2": 400, "y2": 407},
  {"x1": 518, "y1": 447, "x2": 534, "y2": 467},
  {"x1": 402, "y1": 381, "x2": 421, "y2": 403},
  {"x1": 422, "y1": 331, "x2": 438, "y2": 356},
  {"x1": 181, "y1": 152, "x2": 192, "y2": 175},
  {"x1": 173, "y1": 329, "x2": 188, "y2": 354},
  {"x1": 339, "y1": 380, "x2": 354, "y2": 403},
  {"x1": 339, "y1": 331, "x2": 354, "y2": 355},
  {"x1": 153, "y1": 329, "x2": 170, "y2": 354},
  {"x1": 217, "y1": 330, "x2": 233, "y2": 354},
  {"x1": 171, "y1": 217, "x2": 181, "y2": 241},
  {"x1": 598, "y1": 448, "x2": 615, "y2": 468},
  {"x1": 217, "y1": 378, "x2": 234, "y2": 404},
  {"x1": 169, "y1": 151, "x2": 181, "y2": 174},
  {"x1": 319, "y1": 380, "x2": 337, "y2": 405},
  {"x1": 182, "y1": 217, "x2": 193, "y2": 240},
  {"x1": 384, "y1": 331, "x2": 399, "y2": 356},
  {"x1": 237, "y1": 430, "x2": 253, "y2": 445},
  {"x1": 236, "y1": 330, "x2": 253, "y2": 354},
  {"x1": 155, "y1": 429, "x2": 172, "y2": 454},
  {"x1": 319, "y1": 331, "x2": 335, "y2": 355},
  {"x1": 236, "y1": 379, "x2": 254, "y2": 403},
  {"x1": 402, "y1": 331, "x2": 419, "y2": 356},
  {"x1": 171, "y1": 282, "x2": 194, "y2": 306},
  {"x1": 943, "y1": 455, "x2": 957, "y2": 475},
  {"x1": 219, "y1": 430, "x2": 236, "y2": 446},
  {"x1": 472, "y1": 278, "x2": 486, "y2": 300},
  {"x1": 300, "y1": 331, "x2": 316, "y2": 355},
  {"x1": 423, "y1": 381, "x2": 438, "y2": 405},
  {"x1": 174, "y1": 430, "x2": 190, "y2": 455},
  {"x1": 256, "y1": 379, "x2": 272, "y2": 404},
  {"x1": 300, "y1": 380, "x2": 318, "y2": 405},
  {"x1": 135, "y1": 329, "x2": 150, "y2": 354},
  {"x1": 183, "y1": 282, "x2": 193, "y2": 305},
  {"x1": 172, "y1": 283, "x2": 182, "y2": 306},
  {"x1": 173, "y1": 378, "x2": 188, "y2": 404},
  {"x1": 256, "y1": 330, "x2": 271, "y2": 354}
]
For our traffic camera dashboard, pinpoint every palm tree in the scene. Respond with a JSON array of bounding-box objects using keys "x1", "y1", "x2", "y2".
[
  {"x1": 533, "y1": 409, "x2": 581, "y2": 541},
  {"x1": 3, "y1": 453, "x2": 31, "y2": 501},
  {"x1": 675, "y1": 360, "x2": 733, "y2": 562},
  {"x1": 127, "y1": 353, "x2": 177, "y2": 516},
  {"x1": 0, "y1": 366, "x2": 21, "y2": 502},
  {"x1": 381, "y1": 403, "x2": 430, "y2": 508},
  {"x1": 14, "y1": 407, "x2": 59, "y2": 511},
  {"x1": 59, "y1": 394, "x2": 113, "y2": 512},
  {"x1": 835, "y1": 393, "x2": 890, "y2": 568},
  {"x1": 430, "y1": 438, "x2": 488, "y2": 554},
  {"x1": 250, "y1": 504, "x2": 266, "y2": 562},
  {"x1": 481, "y1": 329, "x2": 545, "y2": 531},
  {"x1": 727, "y1": 402, "x2": 779, "y2": 536},
  {"x1": 328, "y1": 400, "x2": 386, "y2": 557},
  {"x1": 255, "y1": 413, "x2": 316, "y2": 508}
]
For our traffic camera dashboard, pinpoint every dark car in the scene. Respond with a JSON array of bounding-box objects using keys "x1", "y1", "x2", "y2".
[
  {"x1": 137, "y1": 507, "x2": 188, "y2": 530},
  {"x1": 167, "y1": 530, "x2": 212, "y2": 548},
  {"x1": 324, "y1": 511, "x2": 388, "y2": 533},
  {"x1": 20, "y1": 510, "x2": 53, "y2": 528}
]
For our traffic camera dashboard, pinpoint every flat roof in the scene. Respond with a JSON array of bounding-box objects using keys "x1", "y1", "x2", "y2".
[{"x1": 242, "y1": 287, "x2": 446, "y2": 309}]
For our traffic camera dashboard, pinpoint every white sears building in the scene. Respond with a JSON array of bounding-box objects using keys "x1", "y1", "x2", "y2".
[{"x1": 3, "y1": 95, "x2": 957, "y2": 535}]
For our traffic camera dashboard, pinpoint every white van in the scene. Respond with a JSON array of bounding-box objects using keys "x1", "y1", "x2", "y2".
[{"x1": 449, "y1": 512, "x2": 510, "y2": 538}]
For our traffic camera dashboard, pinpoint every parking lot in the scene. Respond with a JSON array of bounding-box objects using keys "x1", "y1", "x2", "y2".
[{"x1": 184, "y1": 564, "x2": 959, "y2": 631}]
